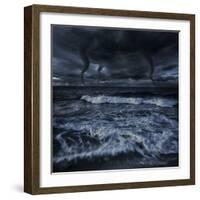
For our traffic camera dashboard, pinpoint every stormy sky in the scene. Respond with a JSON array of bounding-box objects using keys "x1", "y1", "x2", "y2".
[{"x1": 52, "y1": 25, "x2": 178, "y2": 87}]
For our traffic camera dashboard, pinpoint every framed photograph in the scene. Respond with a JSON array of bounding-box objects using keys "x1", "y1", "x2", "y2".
[{"x1": 24, "y1": 4, "x2": 195, "y2": 194}]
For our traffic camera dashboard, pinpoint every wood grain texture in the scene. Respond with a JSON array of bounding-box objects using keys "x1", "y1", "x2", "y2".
[
  {"x1": 190, "y1": 15, "x2": 195, "y2": 185},
  {"x1": 24, "y1": 4, "x2": 195, "y2": 194},
  {"x1": 24, "y1": 5, "x2": 40, "y2": 194},
  {"x1": 24, "y1": 6, "x2": 34, "y2": 194}
]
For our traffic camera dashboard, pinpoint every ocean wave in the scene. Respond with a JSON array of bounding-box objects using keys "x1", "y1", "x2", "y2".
[
  {"x1": 53, "y1": 109, "x2": 178, "y2": 165},
  {"x1": 53, "y1": 95, "x2": 178, "y2": 171},
  {"x1": 81, "y1": 95, "x2": 177, "y2": 107},
  {"x1": 53, "y1": 125, "x2": 178, "y2": 165}
]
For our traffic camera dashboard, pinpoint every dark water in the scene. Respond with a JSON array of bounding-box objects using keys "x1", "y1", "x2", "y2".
[{"x1": 53, "y1": 87, "x2": 178, "y2": 172}]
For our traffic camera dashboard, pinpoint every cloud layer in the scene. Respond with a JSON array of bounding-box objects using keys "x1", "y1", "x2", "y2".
[{"x1": 52, "y1": 25, "x2": 178, "y2": 87}]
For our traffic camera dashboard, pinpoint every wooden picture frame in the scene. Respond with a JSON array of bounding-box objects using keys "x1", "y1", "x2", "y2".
[{"x1": 24, "y1": 4, "x2": 195, "y2": 194}]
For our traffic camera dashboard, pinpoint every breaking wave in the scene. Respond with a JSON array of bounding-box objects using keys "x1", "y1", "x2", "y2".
[
  {"x1": 81, "y1": 95, "x2": 177, "y2": 108},
  {"x1": 54, "y1": 124, "x2": 178, "y2": 165},
  {"x1": 53, "y1": 90, "x2": 178, "y2": 172}
]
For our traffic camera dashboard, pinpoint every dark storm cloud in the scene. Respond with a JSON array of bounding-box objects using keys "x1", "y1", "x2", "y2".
[{"x1": 52, "y1": 25, "x2": 178, "y2": 86}]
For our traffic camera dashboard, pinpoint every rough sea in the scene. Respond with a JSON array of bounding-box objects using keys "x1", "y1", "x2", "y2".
[{"x1": 53, "y1": 86, "x2": 178, "y2": 172}]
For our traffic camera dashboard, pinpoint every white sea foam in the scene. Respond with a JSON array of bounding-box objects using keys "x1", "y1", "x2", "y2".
[
  {"x1": 54, "y1": 124, "x2": 177, "y2": 164},
  {"x1": 81, "y1": 95, "x2": 177, "y2": 107},
  {"x1": 53, "y1": 96, "x2": 178, "y2": 169}
]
